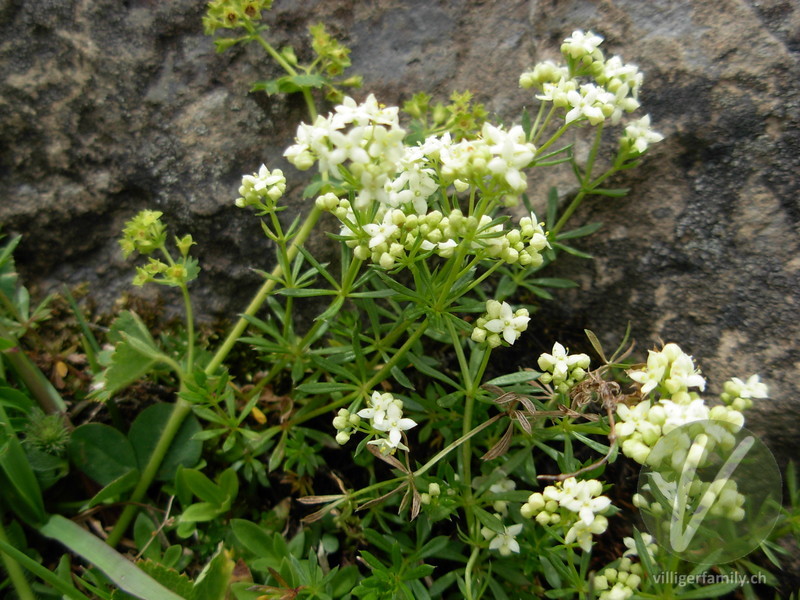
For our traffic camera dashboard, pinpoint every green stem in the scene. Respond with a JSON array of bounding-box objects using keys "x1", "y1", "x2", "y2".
[
  {"x1": 105, "y1": 397, "x2": 193, "y2": 548},
  {"x1": 0, "y1": 520, "x2": 37, "y2": 600},
  {"x1": 550, "y1": 189, "x2": 587, "y2": 238},
  {"x1": 464, "y1": 546, "x2": 481, "y2": 600},
  {"x1": 0, "y1": 324, "x2": 67, "y2": 415},
  {"x1": 250, "y1": 32, "x2": 317, "y2": 121},
  {"x1": 531, "y1": 103, "x2": 555, "y2": 146},
  {"x1": 291, "y1": 318, "x2": 429, "y2": 425},
  {"x1": 205, "y1": 205, "x2": 323, "y2": 376},
  {"x1": 413, "y1": 415, "x2": 502, "y2": 479},
  {"x1": 180, "y1": 284, "x2": 195, "y2": 371},
  {"x1": 535, "y1": 119, "x2": 572, "y2": 157}
]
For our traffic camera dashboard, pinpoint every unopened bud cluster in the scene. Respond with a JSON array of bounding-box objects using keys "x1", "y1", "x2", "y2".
[
  {"x1": 120, "y1": 211, "x2": 198, "y2": 287},
  {"x1": 593, "y1": 556, "x2": 645, "y2": 600}
]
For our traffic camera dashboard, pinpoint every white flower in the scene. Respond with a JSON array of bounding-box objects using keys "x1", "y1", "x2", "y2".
[
  {"x1": 484, "y1": 301, "x2": 530, "y2": 345},
  {"x1": 623, "y1": 115, "x2": 663, "y2": 154},
  {"x1": 488, "y1": 523, "x2": 523, "y2": 556},
  {"x1": 363, "y1": 214, "x2": 399, "y2": 249},
  {"x1": 628, "y1": 349, "x2": 668, "y2": 395},
  {"x1": 560, "y1": 483, "x2": 612, "y2": 526},
  {"x1": 357, "y1": 391, "x2": 398, "y2": 426},
  {"x1": 564, "y1": 514, "x2": 608, "y2": 552},
  {"x1": 622, "y1": 533, "x2": 657, "y2": 560},
  {"x1": 561, "y1": 30, "x2": 604, "y2": 60},
  {"x1": 372, "y1": 402, "x2": 417, "y2": 448}
]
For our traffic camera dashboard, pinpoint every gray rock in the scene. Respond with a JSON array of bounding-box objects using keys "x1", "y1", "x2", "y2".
[{"x1": 1, "y1": 0, "x2": 798, "y2": 467}]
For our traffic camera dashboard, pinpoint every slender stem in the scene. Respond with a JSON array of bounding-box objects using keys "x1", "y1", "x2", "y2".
[
  {"x1": 583, "y1": 122, "x2": 604, "y2": 184},
  {"x1": 291, "y1": 318, "x2": 429, "y2": 425},
  {"x1": 205, "y1": 205, "x2": 323, "y2": 376},
  {"x1": 364, "y1": 318, "x2": 428, "y2": 390},
  {"x1": 412, "y1": 414, "x2": 502, "y2": 479},
  {"x1": 549, "y1": 189, "x2": 587, "y2": 238},
  {"x1": 531, "y1": 104, "x2": 557, "y2": 146},
  {"x1": 531, "y1": 102, "x2": 556, "y2": 144},
  {"x1": 250, "y1": 32, "x2": 317, "y2": 121},
  {"x1": 0, "y1": 323, "x2": 67, "y2": 415},
  {"x1": 105, "y1": 397, "x2": 193, "y2": 547},
  {"x1": 0, "y1": 520, "x2": 37, "y2": 600},
  {"x1": 536, "y1": 119, "x2": 571, "y2": 156},
  {"x1": 180, "y1": 285, "x2": 195, "y2": 371},
  {"x1": 464, "y1": 546, "x2": 481, "y2": 600}
]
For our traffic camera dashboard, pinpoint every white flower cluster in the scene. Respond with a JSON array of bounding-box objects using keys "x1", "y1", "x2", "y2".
[
  {"x1": 471, "y1": 300, "x2": 531, "y2": 347},
  {"x1": 616, "y1": 343, "x2": 761, "y2": 465},
  {"x1": 235, "y1": 164, "x2": 286, "y2": 211},
  {"x1": 537, "y1": 342, "x2": 591, "y2": 393},
  {"x1": 720, "y1": 374, "x2": 769, "y2": 411},
  {"x1": 285, "y1": 94, "x2": 406, "y2": 210},
  {"x1": 356, "y1": 391, "x2": 417, "y2": 454},
  {"x1": 519, "y1": 29, "x2": 662, "y2": 156},
  {"x1": 286, "y1": 95, "x2": 551, "y2": 270},
  {"x1": 633, "y1": 472, "x2": 746, "y2": 523},
  {"x1": 520, "y1": 477, "x2": 612, "y2": 552}
]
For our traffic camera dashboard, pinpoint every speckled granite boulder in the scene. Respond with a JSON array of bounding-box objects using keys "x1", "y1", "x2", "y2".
[{"x1": 1, "y1": 0, "x2": 798, "y2": 462}]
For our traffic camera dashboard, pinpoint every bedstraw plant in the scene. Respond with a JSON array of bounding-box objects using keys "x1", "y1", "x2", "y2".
[{"x1": 0, "y1": 2, "x2": 786, "y2": 599}]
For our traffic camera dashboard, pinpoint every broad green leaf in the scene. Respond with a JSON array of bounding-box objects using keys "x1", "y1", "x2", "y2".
[
  {"x1": 231, "y1": 518, "x2": 275, "y2": 557},
  {"x1": 179, "y1": 502, "x2": 224, "y2": 523},
  {"x1": 179, "y1": 468, "x2": 225, "y2": 506},
  {"x1": 93, "y1": 311, "x2": 164, "y2": 401},
  {"x1": 68, "y1": 423, "x2": 138, "y2": 487},
  {"x1": 128, "y1": 403, "x2": 202, "y2": 481}
]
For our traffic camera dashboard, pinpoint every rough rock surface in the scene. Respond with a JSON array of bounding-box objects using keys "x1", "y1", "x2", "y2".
[{"x1": 1, "y1": 0, "x2": 798, "y2": 465}]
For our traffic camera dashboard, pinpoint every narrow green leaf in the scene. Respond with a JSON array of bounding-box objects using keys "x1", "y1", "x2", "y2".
[
  {"x1": 38, "y1": 515, "x2": 188, "y2": 600},
  {"x1": 484, "y1": 371, "x2": 539, "y2": 386},
  {"x1": 473, "y1": 507, "x2": 504, "y2": 535},
  {"x1": 0, "y1": 416, "x2": 46, "y2": 525},
  {"x1": 556, "y1": 222, "x2": 603, "y2": 240},
  {"x1": 675, "y1": 583, "x2": 740, "y2": 598},
  {"x1": 584, "y1": 329, "x2": 608, "y2": 363},
  {"x1": 295, "y1": 382, "x2": 357, "y2": 394},
  {"x1": 85, "y1": 469, "x2": 140, "y2": 509}
]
